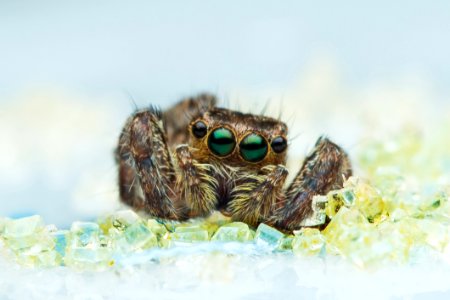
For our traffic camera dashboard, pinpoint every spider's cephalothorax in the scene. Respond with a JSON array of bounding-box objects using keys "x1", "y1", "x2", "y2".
[{"x1": 116, "y1": 94, "x2": 352, "y2": 231}]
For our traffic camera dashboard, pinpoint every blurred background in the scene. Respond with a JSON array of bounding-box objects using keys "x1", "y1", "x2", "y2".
[{"x1": 1, "y1": 1, "x2": 450, "y2": 227}]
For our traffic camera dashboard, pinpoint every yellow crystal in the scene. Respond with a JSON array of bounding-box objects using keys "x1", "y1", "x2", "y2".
[
  {"x1": 98, "y1": 209, "x2": 141, "y2": 234},
  {"x1": 3, "y1": 215, "x2": 44, "y2": 239},
  {"x1": 292, "y1": 228, "x2": 325, "y2": 257}
]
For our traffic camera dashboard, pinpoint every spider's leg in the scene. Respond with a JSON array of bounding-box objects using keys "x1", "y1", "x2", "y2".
[
  {"x1": 174, "y1": 145, "x2": 218, "y2": 218},
  {"x1": 116, "y1": 118, "x2": 145, "y2": 210},
  {"x1": 228, "y1": 165, "x2": 289, "y2": 228},
  {"x1": 272, "y1": 137, "x2": 352, "y2": 231},
  {"x1": 117, "y1": 108, "x2": 180, "y2": 219},
  {"x1": 163, "y1": 93, "x2": 216, "y2": 146}
]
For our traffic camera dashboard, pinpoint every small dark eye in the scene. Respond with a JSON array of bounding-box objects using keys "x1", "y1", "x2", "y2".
[
  {"x1": 192, "y1": 121, "x2": 208, "y2": 138},
  {"x1": 239, "y1": 133, "x2": 268, "y2": 162},
  {"x1": 208, "y1": 127, "x2": 236, "y2": 157},
  {"x1": 271, "y1": 136, "x2": 287, "y2": 153}
]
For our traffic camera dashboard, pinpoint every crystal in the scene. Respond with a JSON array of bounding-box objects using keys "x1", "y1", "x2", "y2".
[
  {"x1": 322, "y1": 207, "x2": 370, "y2": 253},
  {"x1": 163, "y1": 225, "x2": 209, "y2": 247},
  {"x1": 299, "y1": 195, "x2": 327, "y2": 226},
  {"x1": 0, "y1": 217, "x2": 5, "y2": 234},
  {"x1": 3, "y1": 216, "x2": 51, "y2": 251},
  {"x1": 70, "y1": 222, "x2": 100, "y2": 247},
  {"x1": 147, "y1": 219, "x2": 168, "y2": 237},
  {"x1": 51, "y1": 230, "x2": 69, "y2": 257},
  {"x1": 211, "y1": 222, "x2": 253, "y2": 242},
  {"x1": 292, "y1": 228, "x2": 325, "y2": 257},
  {"x1": 416, "y1": 218, "x2": 449, "y2": 251},
  {"x1": 3, "y1": 215, "x2": 44, "y2": 239},
  {"x1": 254, "y1": 223, "x2": 284, "y2": 250},
  {"x1": 98, "y1": 209, "x2": 141, "y2": 234},
  {"x1": 276, "y1": 236, "x2": 294, "y2": 251},
  {"x1": 66, "y1": 247, "x2": 112, "y2": 264},
  {"x1": 65, "y1": 221, "x2": 113, "y2": 269},
  {"x1": 17, "y1": 249, "x2": 61, "y2": 268},
  {"x1": 353, "y1": 183, "x2": 387, "y2": 224},
  {"x1": 121, "y1": 222, "x2": 158, "y2": 252}
]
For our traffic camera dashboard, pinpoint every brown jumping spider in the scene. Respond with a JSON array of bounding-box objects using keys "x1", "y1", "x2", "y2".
[{"x1": 116, "y1": 94, "x2": 352, "y2": 232}]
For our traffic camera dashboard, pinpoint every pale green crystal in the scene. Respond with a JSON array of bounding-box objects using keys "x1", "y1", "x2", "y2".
[
  {"x1": 117, "y1": 222, "x2": 158, "y2": 252},
  {"x1": 147, "y1": 219, "x2": 168, "y2": 237},
  {"x1": 254, "y1": 223, "x2": 284, "y2": 249},
  {"x1": 51, "y1": 230, "x2": 69, "y2": 257},
  {"x1": 211, "y1": 222, "x2": 253, "y2": 242},
  {"x1": 65, "y1": 221, "x2": 113, "y2": 269},
  {"x1": 163, "y1": 225, "x2": 209, "y2": 247},
  {"x1": 276, "y1": 236, "x2": 294, "y2": 251}
]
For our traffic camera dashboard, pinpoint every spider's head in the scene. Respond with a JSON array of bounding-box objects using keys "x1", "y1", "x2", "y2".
[{"x1": 188, "y1": 107, "x2": 288, "y2": 167}]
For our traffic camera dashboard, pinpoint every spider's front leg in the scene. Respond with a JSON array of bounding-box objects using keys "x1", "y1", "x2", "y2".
[
  {"x1": 228, "y1": 165, "x2": 289, "y2": 227},
  {"x1": 117, "y1": 108, "x2": 180, "y2": 219},
  {"x1": 174, "y1": 145, "x2": 218, "y2": 218},
  {"x1": 271, "y1": 137, "x2": 352, "y2": 231}
]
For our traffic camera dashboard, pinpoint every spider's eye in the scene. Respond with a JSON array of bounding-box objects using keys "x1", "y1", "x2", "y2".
[
  {"x1": 192, "y1": 121, "x2": 208, "y2": 138},
  {"x1": 271, "y1": 136, "x2": 287, "y2": 153},
  {"x1": 208, "y1": 127, "x2": 236, "y2": 157},
  {"x1": 239, "y1": 133, "x2": 268, "y2": 162}
]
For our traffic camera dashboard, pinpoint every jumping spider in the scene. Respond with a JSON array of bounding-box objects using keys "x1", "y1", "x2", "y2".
[{"x1": 116, "y1": 94, "x2": 352, "y2": 232}]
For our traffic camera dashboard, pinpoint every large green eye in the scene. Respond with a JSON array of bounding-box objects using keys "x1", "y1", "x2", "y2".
[
  {"x1": 208, "y1": 127, "x2": 236, "y2": 157},
  {"x1": 239, "y1": 133, "x2": 268, "y2": 162}
]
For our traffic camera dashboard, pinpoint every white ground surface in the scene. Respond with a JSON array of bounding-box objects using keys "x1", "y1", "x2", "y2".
[{"x1": 1, "y1": 242, "x2": 450, "y2": 300}]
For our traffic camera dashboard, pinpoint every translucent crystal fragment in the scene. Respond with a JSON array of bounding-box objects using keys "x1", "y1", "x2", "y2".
[
  {"x1": 276, "y1": 236, "x2": 294, "y2": 251},
  {"x1": 211, "y1": 222, "x2": 253, "y2": 242},
  {"x1": 3, "y1": 216, "x2": 52, "y2": 251},
  {"x1": 202, "y1": 212, "x2": 232, "y2": 237},
  {"x1": 415, "y1": 219, "x2": 449, "y2": 251},
  {"x1": 299, "y1": 195, "x2": 327, "y2": 226},
  {"x1": 65, "y1": 221, "x2": 113, "y2": 269},
  {"x1": 292, "y1": 228, "x2": 325, "y2": 257},
  {"x1": 98, "y1": 209, "x2": 141, "y2": 234},
  {"x1": 17, "y1": 249, "x2": 61, "y2": 268},
  {"x1": 147, "y1": 219, "x2": 168, "y2": 237},
  {"x1": 347, "y1": 177, "x2": 388, "y2": 223},
  {"x1": 322, "y1": 207, "x2": 370, "y2": 255},
  {"x1": 67, "y1": 247, "x2": 110, "y2": 262},
  {"x1": 51, "y1": 230, "x2": 69, "y2": 257},
  {"x1": 119, "y1": 222, "x2": 157, "y2": 252},
  {"x1": 0, "y1": 217, "x2": 5, "y2": 235},
  {"x1": 3, "y1": 215, "x2": 44, "y2": 239},
  {"x1": 164, "y1": 225, "x2": 209, "y2": 247},
  {"x1": 254, "y1": 223, "x2": 284, "y2": 250},
  {"x1": 70, "y1": 222, "x2": 101, "y2": 247}
]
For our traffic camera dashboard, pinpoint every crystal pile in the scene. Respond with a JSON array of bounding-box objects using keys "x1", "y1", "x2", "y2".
[{"x1": 2, "y1": 131, "x2": 450, "y2": 270}]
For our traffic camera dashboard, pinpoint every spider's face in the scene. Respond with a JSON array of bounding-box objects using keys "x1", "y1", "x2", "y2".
[{"x1": 188, "y1": 107, "x2": 288, "y2": 167}]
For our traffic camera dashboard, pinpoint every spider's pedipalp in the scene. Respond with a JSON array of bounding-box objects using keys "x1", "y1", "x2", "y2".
[
  {"x1": 229, "y1": 165, "x2": 288, "y2": 227},
  {"x1": 175, "y1": 145, "x2": 218, "y2": 218},
  {"x1": 271, "y1": 137, "x2": 352, "y2": 231}
]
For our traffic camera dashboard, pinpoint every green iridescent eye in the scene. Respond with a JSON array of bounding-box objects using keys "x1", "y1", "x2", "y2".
[
  {"x1": 208, "y1": 127, "x2": 236, "y2": 157},
  {"x1": 239, "y1": 133, "x2": 268, "y2": 162}
]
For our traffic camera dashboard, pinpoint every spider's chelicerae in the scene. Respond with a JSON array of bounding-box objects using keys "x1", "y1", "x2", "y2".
[{"x1": 116, "y1": 94, "x2": 352, "y2": 232}]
